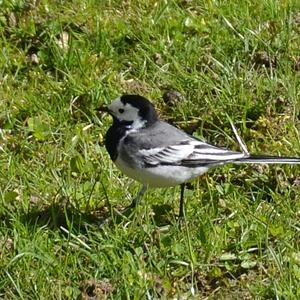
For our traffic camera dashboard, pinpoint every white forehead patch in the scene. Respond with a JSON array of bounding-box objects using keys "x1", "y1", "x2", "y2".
[{"x1": 108, "y1": 97, "x2": 146, "y2": 129}]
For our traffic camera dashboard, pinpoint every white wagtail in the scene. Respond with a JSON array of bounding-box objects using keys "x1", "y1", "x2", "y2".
[{"x1": 100, "y1": 94, "x2": 300, "y2": 220}]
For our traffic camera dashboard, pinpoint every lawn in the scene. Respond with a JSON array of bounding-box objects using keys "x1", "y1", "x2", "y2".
[{"x1": 0, "y1": 0, "x2": 300, "y2": 298}]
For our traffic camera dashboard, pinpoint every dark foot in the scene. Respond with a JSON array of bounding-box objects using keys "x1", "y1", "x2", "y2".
[
  {"x1": 96, "y1": 185, "x2": 147, "y2": 227},
  {"x1": 177, "y1": 213, "x2": 186, "y2": 227},
  {"x1": 96, "y1": 204, "x2": 136, "y2": 227}
]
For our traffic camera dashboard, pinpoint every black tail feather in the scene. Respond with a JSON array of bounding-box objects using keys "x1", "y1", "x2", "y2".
[{"x1": 235, "y1": 155, "x2": 300, "y2": 164}]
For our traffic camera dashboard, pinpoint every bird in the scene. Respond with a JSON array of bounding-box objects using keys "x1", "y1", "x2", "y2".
[{"x1": 99, "y1": 94, "x2": 300, "y2": 221}]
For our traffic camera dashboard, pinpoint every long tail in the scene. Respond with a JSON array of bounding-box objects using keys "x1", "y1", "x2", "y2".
[
  {"x1": 235, "y1": 155, "x2": 300, "y2": 164},
  {"x1": 228, "y1": 121, "x2": 300, "y2": 165}
]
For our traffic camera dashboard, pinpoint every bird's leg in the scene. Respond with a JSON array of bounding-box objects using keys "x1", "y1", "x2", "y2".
[
  {"x1": 97, "y1": 185, "x2": 147, "y2": 226},
  {"x1": 178, "y1": 183, "x2": 186, "y2": 222},
  {"x1": 129, "y1": 185, "x2": 147, "y2": 208}
]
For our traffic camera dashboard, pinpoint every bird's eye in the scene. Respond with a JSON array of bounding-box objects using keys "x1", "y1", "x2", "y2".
[{"x1": 118, "y1": 108, "x2": 125, "y2": 114}]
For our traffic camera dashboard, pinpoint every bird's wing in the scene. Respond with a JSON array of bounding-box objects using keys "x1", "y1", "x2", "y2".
[{"x1": 139, "y1": 139, "x2": 246, "y2": 167}]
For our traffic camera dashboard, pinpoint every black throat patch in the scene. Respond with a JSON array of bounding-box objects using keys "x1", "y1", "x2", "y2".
[{"x1": 105, "y1": 119, "x2": 133, "y2": 161}]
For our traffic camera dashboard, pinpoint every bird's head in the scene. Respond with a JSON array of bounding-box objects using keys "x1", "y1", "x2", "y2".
[{"x1": 100, "y1": 95, "x2": 158, "y2": 129}]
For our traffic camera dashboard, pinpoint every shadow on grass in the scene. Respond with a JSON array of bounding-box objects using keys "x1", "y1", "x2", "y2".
[
  {"x1": 18, "y1": 203, "x2": 105, "y2": 231},
  {"x1": 0, "y1": 201, "x2": 176, "y2": 232}
]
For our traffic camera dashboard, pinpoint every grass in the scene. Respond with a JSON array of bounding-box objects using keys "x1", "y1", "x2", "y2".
[{"x1": 0, "y1": 0, "x2": 300, "y2": 298}]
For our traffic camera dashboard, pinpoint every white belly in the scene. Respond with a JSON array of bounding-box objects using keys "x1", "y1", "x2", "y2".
[{"x1": 115, "y1": 157, "x2": 208, "y2": 187}]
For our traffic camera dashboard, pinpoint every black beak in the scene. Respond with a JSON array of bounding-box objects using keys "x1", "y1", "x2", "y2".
[{"x1": 97, "y1": 105, "x2": 110, "y2": 114}]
